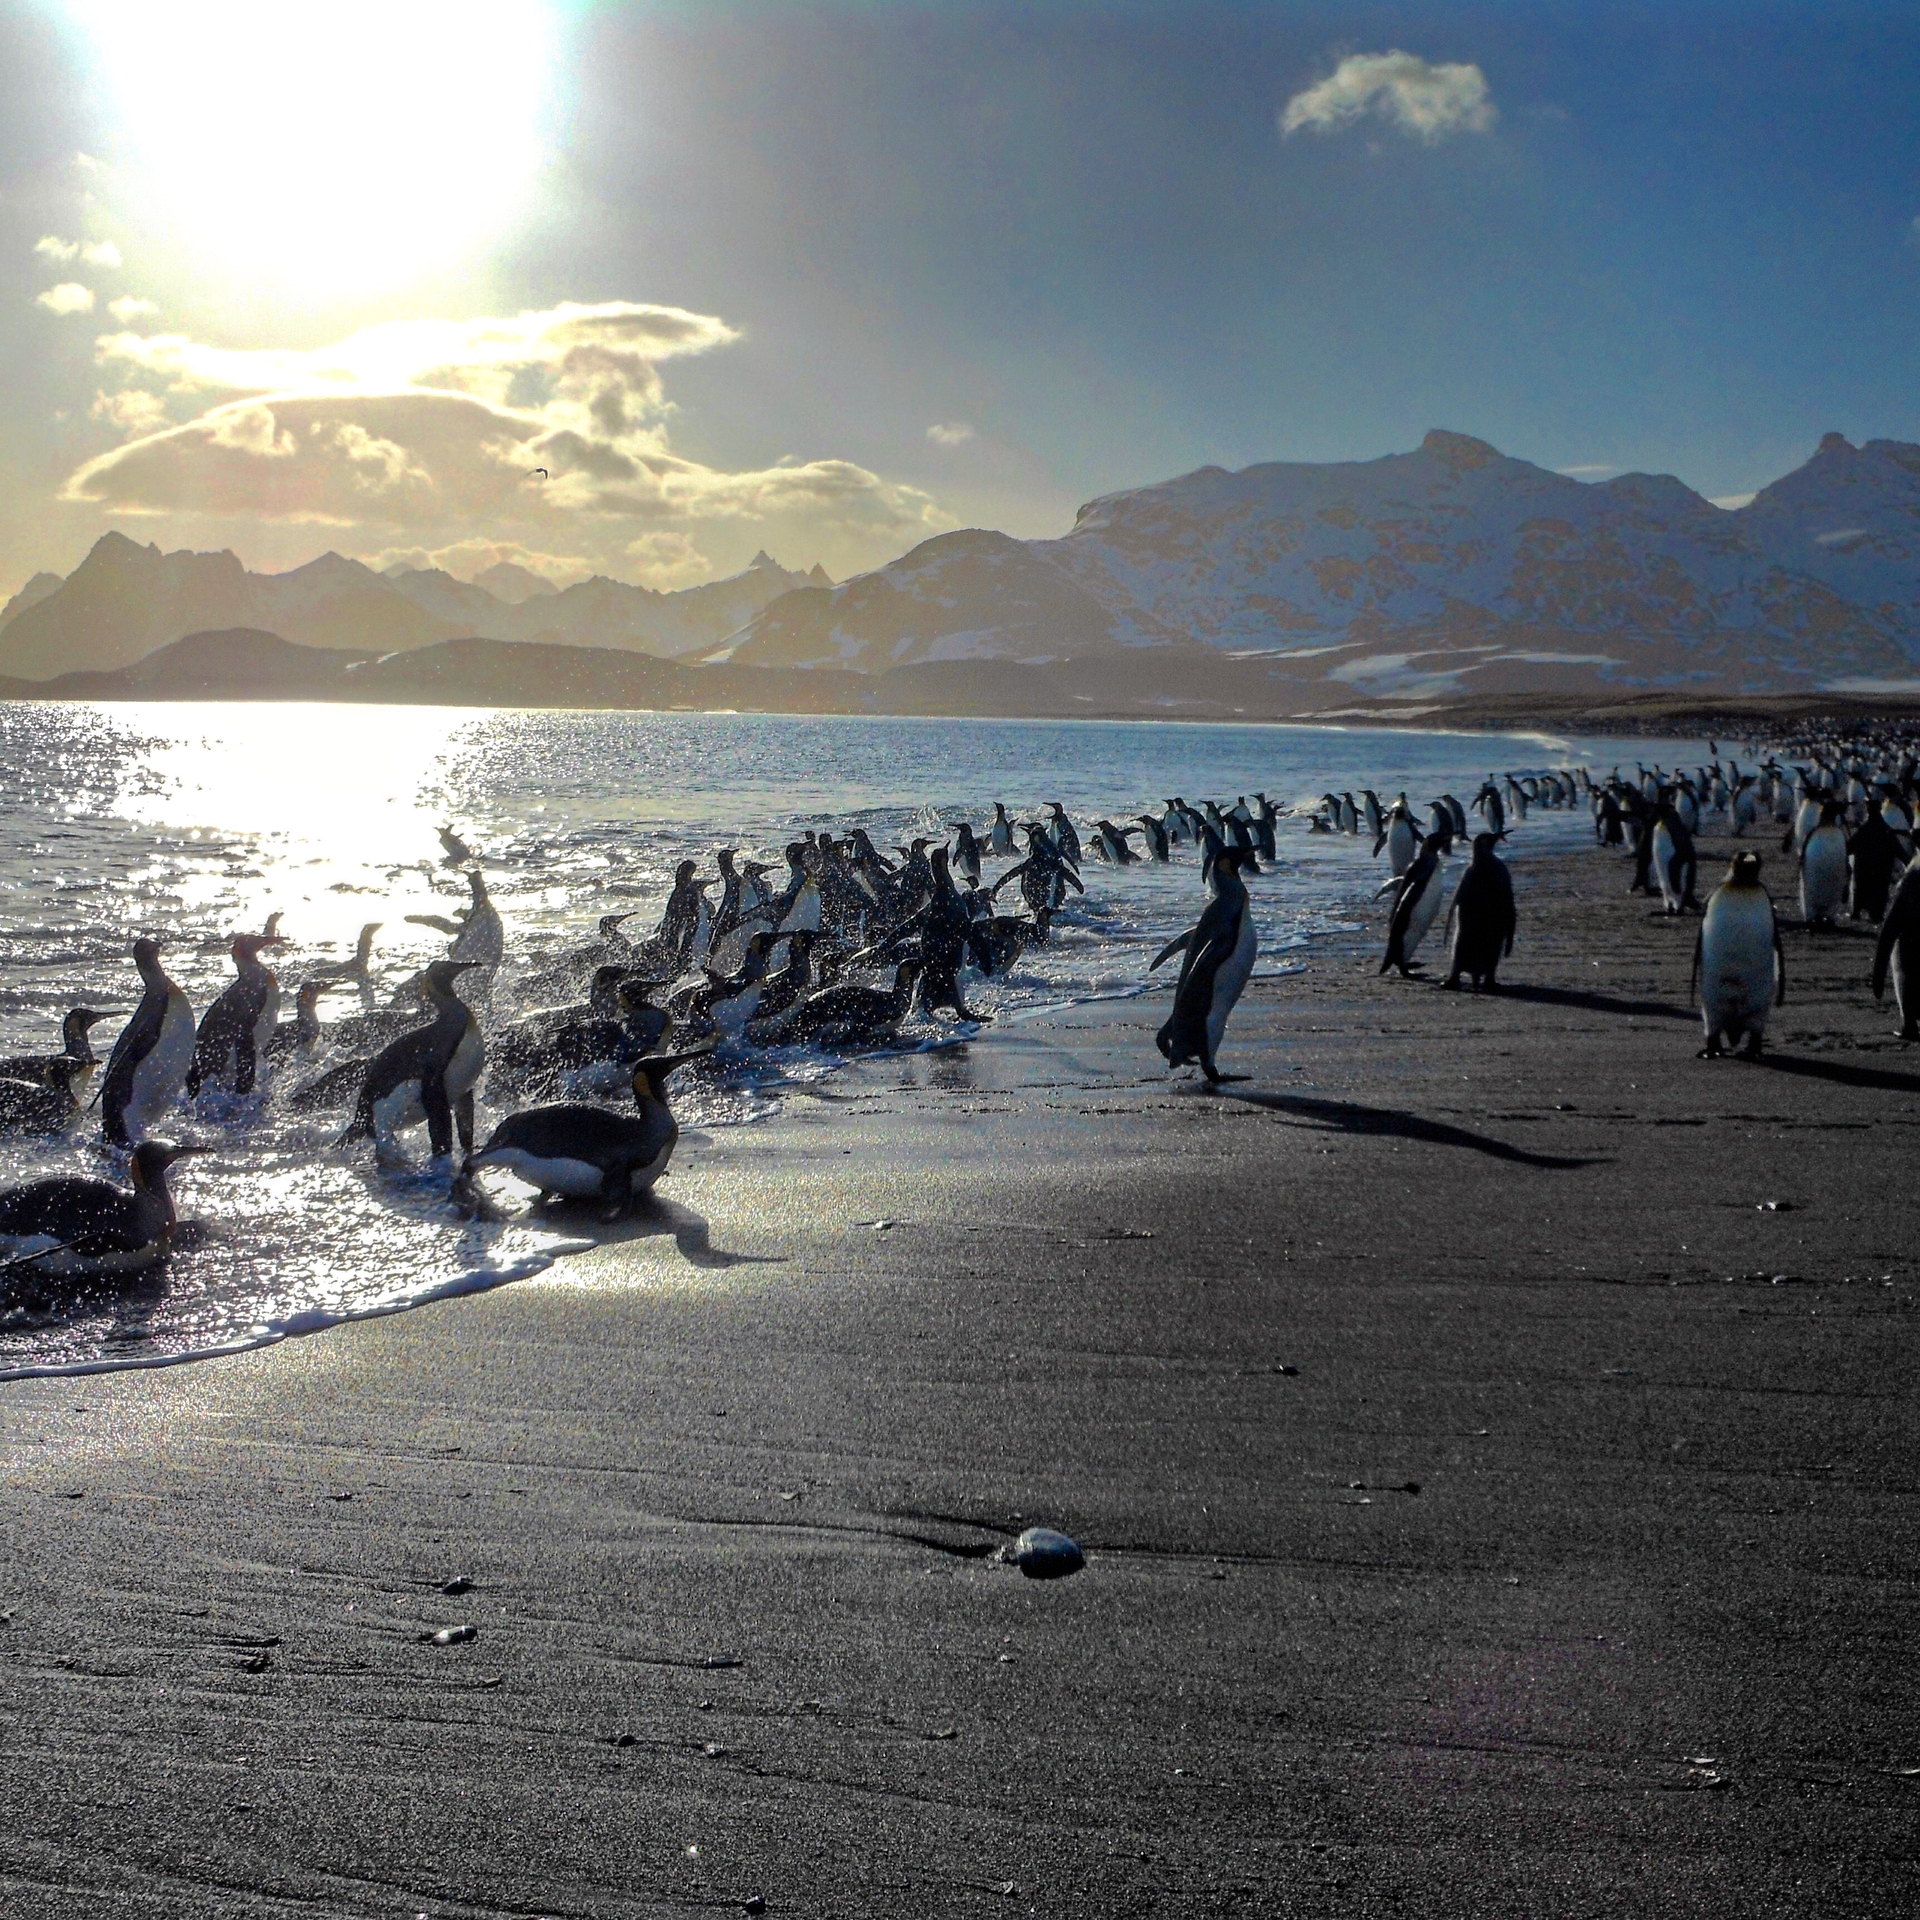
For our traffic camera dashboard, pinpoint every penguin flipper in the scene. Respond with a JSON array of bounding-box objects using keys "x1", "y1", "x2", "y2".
[
  {"x1": 1149, "y1": 932, "x2": 1192, "y2": 971},
  {"x1": 405, "y1": 914, "x2": 464, "y2": 936},
  {"x1": 1774, "y1": 925, "x2": 1787, "y2": 1007}
]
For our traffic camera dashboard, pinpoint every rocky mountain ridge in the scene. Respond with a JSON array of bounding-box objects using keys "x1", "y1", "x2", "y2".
[{"x1": 0, "y1": 537, "x2": 827, "y2": 681}]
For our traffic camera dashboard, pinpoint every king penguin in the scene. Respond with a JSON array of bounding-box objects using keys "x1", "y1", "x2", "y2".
[
  {"x1": 1872, "y1": 861, "x2": 1920, "y2": 1040},
  {"x1": 339, "y1": 959, "x2": 486, "y2": 1161},
  {"x1": 1150, "y1": 846, "x2": 1257, "y2": 1084},
  {"x1": 465, "y1": 1049, "x2": 709, "y2": 1220},
  {"x1": 1693, "y1": 852, "x2": 1785, "y2": 1058},
  {"x1": 1799, "y1": 802, "x2": 1849, "y2": 929},
  {"x1": 98, "y1": 938, "x2": 196, "y2": 1148},
  {"x1": 185, "y1": 931, "x2": 285, "y2": 1097},
  {"x1": 1442, "y1": 832, "x2": 1516, "y2": 990},
  {"x1": 1380, "y1": 839, "x2": 1447, "y2": 977},
  {"x1": 0, "y1": 1140, "x2": 206, "y2": 1283}
]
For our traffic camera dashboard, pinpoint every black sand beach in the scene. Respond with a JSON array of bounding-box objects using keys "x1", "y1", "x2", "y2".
[{"x1": 3, "y1": 830, "x2": 1917, "y2": 1917}]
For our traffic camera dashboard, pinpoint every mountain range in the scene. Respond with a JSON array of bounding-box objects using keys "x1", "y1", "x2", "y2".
[
  {"x1": 6, "y1": 429, "x2": 1920, "y2": 712},
  {"x1": 0, "y1": 537, "x2": 829, "y2": 681}
]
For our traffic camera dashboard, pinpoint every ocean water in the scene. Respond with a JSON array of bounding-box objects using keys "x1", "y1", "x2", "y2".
[{"x1": 0, "y1": 702, "x2": 1698, "y2": 1376}]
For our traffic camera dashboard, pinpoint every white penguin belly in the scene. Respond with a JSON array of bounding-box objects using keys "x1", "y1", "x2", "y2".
[
  {"x1": 1404, "y1": 869, "x2": 1444, "y2": 958},
  {"x1": 481, "y1": 1150, "x2": 610, "y2": 1197},
  {"x1": 1652, "y1": 824, "x2": 1681, "y2": 908},
  {"x1": 446, "y1": 1026, "x2": 485, "y2": 1101},
  {"x1": 0, "y1": 1231, "x2": 166, "y2": 1278},
  {"x1": 1801, "y1": 834, "x2": 1847, "y2": 919},
  {"x1": 1701, "y1": 894, "x2": 1776, "y2": 1032},
  {"x1": 1207, "y1": 910, "x2": 1259, "y2": 1053},
  {"x1": 372, "y1": 1080, "x2": 426, "y2": 1139},
  {"x1": 127, "y1": 998, "x2": 196, "y2": 1137}
]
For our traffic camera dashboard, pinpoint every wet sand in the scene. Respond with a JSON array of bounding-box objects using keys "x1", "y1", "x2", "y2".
[{"x1": 3, "y1": 828, "x2": 1918, "y2": 1917}]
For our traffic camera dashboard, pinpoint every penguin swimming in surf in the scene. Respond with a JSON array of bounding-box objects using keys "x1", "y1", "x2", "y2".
[
  {"x1": 1442, "y1": 833, "x2": 1516, "y2": 991},
  {"x1": 1693, "y1": 852, "x2": 1785, "y2": 1058},
  {"x1": 339, "y1": 960, "x2": 486, "y2": 1161},
  {"x1": 0, "y1": 1058, "x2": 88, "y2": 1134},
  {"x1": 264, "y1": 979, "x2": 334, "y2": 1063},
  {"x1": 1150, "y1": 845, "x2": 1257, "y2": 1084},
  {"x1": 1872, "y1": 862, "x2": 1920, "y2": 1040},
  {"x1": 464, "y1": 1049, "x2": 709, "y2": 1220},
  {"x1": 1045, "y1": 803, "x2": 1082, "y2": 868},
  {"x1": 185, "y1": 931, "x2": 285, "y2": 1097},
  {"x1": 0, "y1": 1008, "x2": 114, "y2": 1106},
  {"x1": 98, "y1": 938, "x2": 196, "y2": 1148},
  {"x1": 0, "y1": 1140, "x2": 205, "y2": 1284}
]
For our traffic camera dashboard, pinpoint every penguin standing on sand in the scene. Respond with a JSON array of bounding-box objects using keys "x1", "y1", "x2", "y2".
[
  {"x1": 1150, "y1": 846, "x2": 1257, "y2": 1084},
  {"x1": 185, "y1": 931, "x2": 285, "y2": 1097},
  {"x1": 1847, "y1": 805, "x2": 1901, "y2": 923},
  {"x1": 99, "y1": 938, "x2": 196, "y2": 1148},
  {"x1": 0, "y1": 1140, "x2": 205, "y2": 1283},
  {"x1": 1799, "y1": 802, "x2": 1849, "y2": 929},
  {"x1": 1693, "y1": 852, "x2": 1785, "y2": 1059},
  {"x1": 1871, "y1": 862, "x2": 1920, "y2": 1039},
  {"x1": 464, "y1": 1050, "x2": 710, "y2": 1220},
  {"x1": 339, "y1": 960, "x2": 485, "y2": 1161},
  {"x1": 1380, "y1": 840, "x2": 1447, "y2": 977},
  {"x1": 1647, "y1": 799, "x2": 1699, "y2": 915},
  {"x1": 1442, "y1": 833, "x2": 1516, "y2": 990}
]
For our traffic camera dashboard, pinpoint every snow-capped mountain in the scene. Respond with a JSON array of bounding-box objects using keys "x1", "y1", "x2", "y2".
[{"x1": 723, "y1": 430, "x2": 1920, "y2": 698}]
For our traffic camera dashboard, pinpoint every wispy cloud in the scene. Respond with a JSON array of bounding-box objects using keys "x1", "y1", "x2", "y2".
[
  {"x1": 1558, "y1": 463, "x2": 1617, "y2": 477},
  {"x1": 34, "y1": 235, "x2": 121, "y2": 267},
  {"x1": 106, "y1": 295, "x2": 159, "y2": 323},
  {"x1": 35, "y1": 282, "x2": 95, "y2": 315},
  {"x1": 926, "y1": 421, "x2": 975, "y2": 446},
  {"x1": 1710, "y1": 492, "x2": 1756, "y2": 511},
  {"x1": 1282, "y1": 50, "x2": 1496, "y2": 144}
]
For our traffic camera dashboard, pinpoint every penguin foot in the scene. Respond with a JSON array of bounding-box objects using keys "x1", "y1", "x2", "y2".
[
  {"x1": 1439, "y1": 976, "x2": 1461, "y2": 991},
  {"x1": 1697, "y1": 1044, "x2": 1724, "y2": 1060}
]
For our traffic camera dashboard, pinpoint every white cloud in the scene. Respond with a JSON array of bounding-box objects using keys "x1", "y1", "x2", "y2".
[
  {"x1": 62, "y1": 300, "x2": 950, "y2": 563},
  {"x1": 927, "y1": 421, "x2": 975, "y2": 446},
  {"x1": 34, "y1": 235, "x2": 120, "y2": 267},
  {"x1": 366, "y1": 538, "x2": 594, "y2": 587},
  {"x1": 1558, "y1": 463, "x2": 1617, "y2": 477},
  {"x1": 90, "y1": 387, "x2": 169, "y2": 438},
  {"x1": 107, "y1": 295, "x2": 159, "y2": 323},
  {"x1": 1710, "y1": 492, "x2": 1756, "y2": 511},
  {"x1": 1282, "y1": 50, "x2": 1496, "y2": 144},
  {"x1": 35, "y1": 282, "x2": 95, "y2": 315}
]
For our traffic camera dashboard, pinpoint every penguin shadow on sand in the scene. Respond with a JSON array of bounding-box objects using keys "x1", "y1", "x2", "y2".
[
  {"x1": 1217, "y1": 1086, "x2": 1602, "y2": 1171},
  {"x1": 1753, "y1": 1053, "x2": 1920, "y2": 1097},
  {"x1": 1489, "y1": 982, "x2": 1697, "y2": 1024},
  {"x1": 546, "y1": 1189, "x2": 776, "y2": 1272}
]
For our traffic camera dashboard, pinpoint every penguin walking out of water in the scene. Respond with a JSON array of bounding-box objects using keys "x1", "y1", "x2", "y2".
[
  {"x1": 1799, "y1": 802, "x2": 1849, "y2": 929},
  {"x1": 1045, "y1": 803, "x2": 1082, "y2": 869},
  {"x1": 1442, "y1": 833, "x2": 1516, "y2": 990},
  {"x1": 98, "y1": 938, "x2": 196, "y2": 1148},
  {"x1": 989, "y1": 803, "x2": 1017, "y2": 856},
  {"x1": 0, "y1": 1140, "x2": 206, "y2": 1285},
  {"x1": 951, "y1": 822, "x2": 984, "y2": 887},
  {"x1": 1134, "y1": 813, "x2": 1171, "y2": 863},
  {"x1": 264, "y1": 980, "x2": 334, "y2": 1063},
  {"x1": 1871, "y1": 862, "x2": 1920, "y2": 1040},
  {"x1": 1380, "y1": 839, "x2": 1447, "y2": 977},
  {"x1": 464, "y1": 1050, "x2": 710, "y2": 1220},
  {"x1": 339, "y1": 960, "x2": 486, "y2": 1162},
  {"x1": 1150, "y1": 846, "x2": 1257, "y2": 1084},
  {"x1": 1693, "y1": 852, "x2": 1785, "y2": 1058},
  {"x1": 186, "y1": 931, "x2": 285, "y2": 1097}
]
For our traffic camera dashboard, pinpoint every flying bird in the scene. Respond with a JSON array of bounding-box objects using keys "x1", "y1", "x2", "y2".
[{"x1": 526, "y1": 467, "x2": 548, "y2": 479}]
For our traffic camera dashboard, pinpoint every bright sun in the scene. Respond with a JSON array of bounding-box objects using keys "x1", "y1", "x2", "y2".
[{"x1": 67, "y1": 0, "x2": 561, "y2": 289}]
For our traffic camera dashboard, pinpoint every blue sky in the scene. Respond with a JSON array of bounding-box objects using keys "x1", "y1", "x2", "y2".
[{"x1": 4, "y1": 1, "x2": 1919, "y2": 597}]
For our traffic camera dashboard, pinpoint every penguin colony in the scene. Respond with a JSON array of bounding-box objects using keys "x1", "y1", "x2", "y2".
[{"x1": 4, "y1": 741, "x2": 1910, "y2": 1297}]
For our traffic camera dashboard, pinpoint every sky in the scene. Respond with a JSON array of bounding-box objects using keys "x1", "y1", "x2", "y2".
[{"x1": 4, "y1": 0, "x2": 1920, "y2": 602}]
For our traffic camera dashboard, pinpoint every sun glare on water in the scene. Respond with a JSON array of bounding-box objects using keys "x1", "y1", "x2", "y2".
[{"x1": 67, "y1": 0, "x2": 561, "y2": 287}]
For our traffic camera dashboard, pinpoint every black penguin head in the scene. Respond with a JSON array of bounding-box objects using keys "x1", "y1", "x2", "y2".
[
  {"x1": 716, "y1": 849, "x2": 737, "y2": 870},
  {"x1": 599, "y1": 912, "x2": 633, "y2": 936},
  {"x1": 1727, "y1": 852, "x2": 1765, "y2": 886},
  {"x1": 675, "y1": 858, "x2": 699, "y2": 882},
  {"x1": 424, "y1": 959, "x2": 480, "y2": 997},
  {"x1": 630, "y1": 1046, "x2": 712, "y2": 1104},
  {"x1": 129, "y1": 1140, "x2": 208, "y2": 1189},
  {"x1": 232, "y1": 931, "x2": 283, "y2": 965},
  {"x1": 72, "y1": 1007, "x2": 114, "y2": 1033},
  {"x1": 295, "y1": 979, "x2": 333, "y2": 1007},
  {"x1": 467, "y1": 869, "x2": 490, "y2": 901},
  {"x1": 1472, "y1": 832, "x2": 1504, "y2": 860},
  {"x1": 132, "y1": 935, "x2": 165, "y2": 976}
]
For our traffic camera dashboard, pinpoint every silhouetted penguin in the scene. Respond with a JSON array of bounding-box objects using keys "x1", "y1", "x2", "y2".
[
  {"x1": 1380, "y1": 842, "x2": 1446, "y2": 977},
  {"x1": 951, "y1": 823, "x2": 984, "y2": 887},
  {"x1": 1693, "y1": 852, "x2": 1784, "y2": 1058},
  {"x1": 1872, "y1": 862, "x2": 1920, "y2": 1040},
  {"x1": 99, "y1": 938, "x2": 196, "y2": 1147},
  {"x1": 1134, "y1": 813, "x2": 1171, "y2": 863},
  {"x1": 264, "y1": 979, "x2": 334, "y2": 1062},
  {"x1": 1848, "y1": 807, "x2": 1901, "y2": 922},
  {"x1": 0, "y1": 1008, "x2": 113, "y2": 1105},
  {"x1": 1045, "y1": 803, "x2": 1082, "y2": 867},
  {"x1": 1442, "y1": 833, "x2": 1516, "y2": 990},
  {"x1": 186, "y1": 931, "x2": 285, "y2": 1096},
  {"x1": 0, "y1": 1140, "x2": 204, "y2": 1281},
  {"x1": 339, "y1": 960, "x2": 485, "y2": 1160},
  {"x1": 775, "y1": 959, "x2": 925, "y2": 1048},
  {"x1": 1799, "y1": 802, "x2": 1848, "y2": 929},
  {"x1": 989, "y1": 803, "x2": 1016, "y2": 856},
  {"x1": 1151, "y1": 846, "x2": 1256, "y2": 1083},
  {"x1": 313, "y1": 922, "x2": 380, "y2": 982},
  {"x1": 464, "y1": 1049, "x2": 709, "y2": 1219}
]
